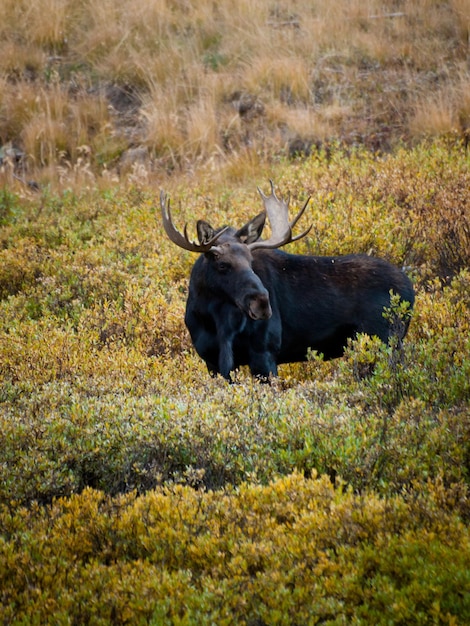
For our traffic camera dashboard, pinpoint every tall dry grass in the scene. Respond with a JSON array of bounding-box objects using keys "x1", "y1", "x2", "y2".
[{"x1": 1, "y1": 0, "x2": 469, "y2": 187}]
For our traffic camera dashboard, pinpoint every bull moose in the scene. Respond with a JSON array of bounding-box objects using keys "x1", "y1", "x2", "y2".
[{"x1": 160, "y1": 181, "x2": 414, "y2": 380}]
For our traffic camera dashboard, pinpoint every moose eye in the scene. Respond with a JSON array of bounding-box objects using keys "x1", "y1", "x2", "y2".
[{"x1": 217, "y1": 262, "x2": 232, "y2": 274}]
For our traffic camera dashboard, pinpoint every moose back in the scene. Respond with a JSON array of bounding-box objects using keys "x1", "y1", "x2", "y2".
[{"x1": 161, "y1": 182, "x2": 415, "y2": 380}]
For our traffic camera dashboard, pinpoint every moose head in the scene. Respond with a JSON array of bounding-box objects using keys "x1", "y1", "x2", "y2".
[{"x1": 160, "y1": 180, "x2": 311, "y2": 323}]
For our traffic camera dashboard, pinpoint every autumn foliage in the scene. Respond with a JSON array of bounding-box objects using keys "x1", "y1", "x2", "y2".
[
  {"x1": 1, "y1": 140, "x2": 470, "y2": 622},
  {"x1": 1, "y1": 0, "x2": 470, "y2": 621}
]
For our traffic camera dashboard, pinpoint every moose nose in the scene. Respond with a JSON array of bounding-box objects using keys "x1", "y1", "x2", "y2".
[{"x1": 247, "y1": 292, "x2": 272, "y2": 320}]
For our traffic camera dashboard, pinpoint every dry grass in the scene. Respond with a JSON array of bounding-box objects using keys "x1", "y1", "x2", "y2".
[
  {"x1": 1, "y1": 0, "x2": 470, "y2": 187},
  {"x1": 410, "y1": 69, "x2": 470, "y2": 139}
]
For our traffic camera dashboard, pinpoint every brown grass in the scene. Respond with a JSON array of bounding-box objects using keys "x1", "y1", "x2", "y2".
[{"x1": 1, "y1": 0, "x2": 469, "y2": 187}]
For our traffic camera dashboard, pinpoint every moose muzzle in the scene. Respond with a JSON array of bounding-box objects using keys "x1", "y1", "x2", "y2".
[{"x1": 246, "y1": 291, "x2": 272, "y2": 320}]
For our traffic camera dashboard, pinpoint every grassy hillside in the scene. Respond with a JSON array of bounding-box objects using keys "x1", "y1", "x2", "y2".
[{"x1": 1, "y1": 0, "x2": 470, "y2": 187}]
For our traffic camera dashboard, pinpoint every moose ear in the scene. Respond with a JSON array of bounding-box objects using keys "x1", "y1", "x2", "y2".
[
  {"x1": 197, "y1": 220, "x2": 215, "y2": 245},
  {"x1": 236, "y1": 212, "x2": 266, "y2": 244}
]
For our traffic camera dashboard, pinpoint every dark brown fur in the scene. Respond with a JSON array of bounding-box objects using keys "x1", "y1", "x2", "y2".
[{"x1": 185, "y1": 227, "x2": 415, "y2": 380}]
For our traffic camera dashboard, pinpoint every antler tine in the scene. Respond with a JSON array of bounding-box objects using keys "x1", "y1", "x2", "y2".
[
  {"x1": 289, "y1": 196, "x2": 313, "y2": 242},
  {"x1": 160, "y1": 191, "x2": 227, "y2": 253},
  {"x1": 251, "y1": 180, "x2": 312, "y2": 250}
]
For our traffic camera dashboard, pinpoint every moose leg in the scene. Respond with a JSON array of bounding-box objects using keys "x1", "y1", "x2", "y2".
[
  {"x1": 248, "y1": 351, "x2": 278, "y2": 380},
  {"x1": 189, "y1": 328, "x2": 220, "y2": 375},
  {"x1": 215, "y1": 305, "x2": 246, "y2": 380},
  {"x1": 206, "y1": 362, "x2": 219, "y2": 377},
  {"x1": 246, "y1": 319, "x2": 280, "y2": 380},
  {"x1": 218, "y1": 339, "x2": 235, "y2": 380}
]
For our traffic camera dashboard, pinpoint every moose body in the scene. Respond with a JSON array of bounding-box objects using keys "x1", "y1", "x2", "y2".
[{"x1": 161, "y1": 182, "x2": 414, "y2": 380}]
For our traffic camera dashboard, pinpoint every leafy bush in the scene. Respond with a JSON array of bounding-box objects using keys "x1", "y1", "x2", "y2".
[
  {"x1": 1, "y1": 474, "x2": 469, "y2": 624},
  {"x1": 1, "y1": 141, "x2": 469, "y2": 621}
]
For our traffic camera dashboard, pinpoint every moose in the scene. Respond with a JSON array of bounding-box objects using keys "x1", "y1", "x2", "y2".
[{"x1": 160, "y1": 181, "x2": 414, "y2": 381}]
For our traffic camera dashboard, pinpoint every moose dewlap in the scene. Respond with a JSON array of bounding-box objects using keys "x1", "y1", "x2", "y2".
[{"x1": 161, "y1": 181, "x2": 415, "y2": 381}]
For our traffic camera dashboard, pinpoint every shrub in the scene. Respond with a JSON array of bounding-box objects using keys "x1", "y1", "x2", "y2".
[
  {"x1": 1, "y1": 141, "x2": 469, "y2": 621},
  {"x1": 1, "y1": 474, "x2": 469, "y2": 624}
]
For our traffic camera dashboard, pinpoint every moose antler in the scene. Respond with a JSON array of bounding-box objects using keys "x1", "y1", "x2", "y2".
[
  {"x1": 160, "y1": 191, "x2": 228, "y2": 252},
  {"x1": 250, "y1": 180, "x2": 311, "y2": 251}
]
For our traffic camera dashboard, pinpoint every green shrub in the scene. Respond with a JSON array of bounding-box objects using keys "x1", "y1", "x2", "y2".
[
  {"x1": 1, "y1": 474, "x2": 469, "y2": 624},
  {"x1": 1, "y1": 141, "x2": 470, "y2": 622}
]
